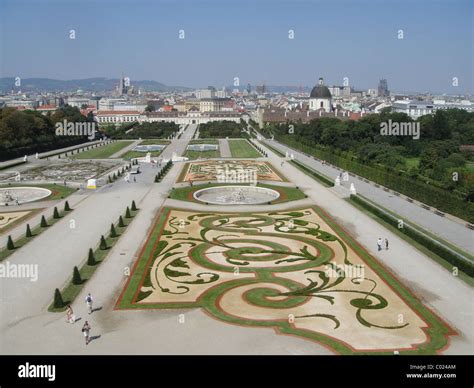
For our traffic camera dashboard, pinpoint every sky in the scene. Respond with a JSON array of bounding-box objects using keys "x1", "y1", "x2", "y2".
[{"x1": 0, "y1": 0, "x2": 472, "y2": 93}]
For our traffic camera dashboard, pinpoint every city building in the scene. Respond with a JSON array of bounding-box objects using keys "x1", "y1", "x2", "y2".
[
  {"x1": 95, "y1": 110, "x2": 141, "y2": 124},
  {"x1": 66, "y1": 96, "x2": 91, "y2": 108},
  {"x1": 392, "y1": 99, "x2": 474, "y2": 118},
  {"x1": 199, "y1": 97, "x2": 233, "y2": 112},
  {"x1": 309, "y1": 77, "x2": 332, "y2": 112},
  {"x1": 378, "y1": 79, "x2": 389, "y2": 97}
]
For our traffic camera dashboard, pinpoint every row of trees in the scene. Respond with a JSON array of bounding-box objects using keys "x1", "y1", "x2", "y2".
[
  {"x1": 101, "y1": 121, "x2": 179, "y2": 139},
  {"x1": 199, "y1": 120, "x2": 247, "y2": 138},
  {"x1": 0, "y1": 106, "x2": 96, "y2": 161},
  {"x1": 261, "y1": 109, "x2": 474, "y2": 222},
  {"x1": 262, "y1": 109, "x2": 474, "y2": 195}
]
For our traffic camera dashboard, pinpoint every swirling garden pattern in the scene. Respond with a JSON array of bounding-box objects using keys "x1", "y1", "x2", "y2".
[
  {"x1": 0, "y1": 210, "x2": 32, "y2": 231},
  {"x1": 117, "y1": 206, "x2": 455, "y2": 354},
  {"x1": 178, "y1": 160, "x2": 286, "y2": 182}
]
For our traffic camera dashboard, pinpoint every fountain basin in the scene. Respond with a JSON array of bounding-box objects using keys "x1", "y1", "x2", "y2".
[
  {"x1": 133, "y1": 145, "x2": 166, "y2": 152},
  {"x1": 0, "y1": 187, "x2": 52, "y2": 205},
  {"x1": 193, "y1": 185, "x2": 280, "y2": 205},
  {"x1": 186, "y1": 144, "x2": 218, "y2": 151}
]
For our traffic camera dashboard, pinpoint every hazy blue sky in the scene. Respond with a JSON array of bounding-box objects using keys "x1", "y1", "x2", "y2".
[{"x1": 0, "y1": 0, "x2": 472, "y2": 93}]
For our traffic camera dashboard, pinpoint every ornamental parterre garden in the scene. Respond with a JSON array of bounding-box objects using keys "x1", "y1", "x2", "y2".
[
  {"x1": 178, "y1": 160, "x2": 286, "y2": 183},
  {"x1": 116, "y1": 159, "x2": 455, "y2": 355},
  {"x1": 0, "y1": 131, "x2": 466, "y2": 356}
]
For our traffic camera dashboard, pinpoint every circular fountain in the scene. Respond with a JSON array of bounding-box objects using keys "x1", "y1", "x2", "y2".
[
  {"x1": 193, "y1": 185, "x2": 280, "y2": 205},
  {"x1": 0, "y1": 187, "x2": 52, "y2": 205}
]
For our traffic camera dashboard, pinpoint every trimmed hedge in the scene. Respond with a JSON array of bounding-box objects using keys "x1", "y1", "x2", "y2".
[
  {"x1": 279, "y1": 136, "x2": 474, "y2": 223},
  {"x1": 350, "y1": 194, "x2": 474, "y2": 277},
  {"x1": 290, "y1": 159, "x2": 334, "y2": 187}
]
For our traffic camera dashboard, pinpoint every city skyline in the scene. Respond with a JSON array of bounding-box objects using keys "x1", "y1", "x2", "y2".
[{"x1": 0, "y1": 0, "x2": 472, "y2": 94}]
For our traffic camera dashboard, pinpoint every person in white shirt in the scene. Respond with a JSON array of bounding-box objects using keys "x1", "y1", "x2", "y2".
[
  {"x1": 377, "y1": 238, "x2": 383, "y2": 252},
  {"x1": 82, "y1": 321, "x2": 91, "y2": 345},
  {"x1": 85, "y1": 293, "x2": 93, "y2": 314}
]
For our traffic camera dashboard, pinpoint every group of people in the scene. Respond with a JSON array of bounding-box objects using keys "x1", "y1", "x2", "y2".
[
  {"x1": 377, "y1": 237, "x2": 389, "y2": 251},
  {"x1": 65, "y1": 292, "x2": 95, "y2": 345}
]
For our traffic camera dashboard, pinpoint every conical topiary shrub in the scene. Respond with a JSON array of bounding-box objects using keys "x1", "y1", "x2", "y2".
[
  {"x1": 131, "y1": 200, "x2": 137, "y2": 211},
  {"x1": 53, "y1": 207, "x2": 60, "y2": 219},
  {"x1": 72, "y1": 266, "x2": 82, "y2": 285},
  {"x1": 87, "y1": 248, "x2": 96, "y2": 266},
  {"x1": 110, "y1": 223, "x2": 117, "y2": 238},
  {"x1": 40, "y1": 215, "x2": 48, "y2": 227},
  {"x1": 118, "y1": 215, "x2": 125, "y2": 227},
  {"x1": 53, "y1": 288, "x2": 64, "y2": 309},
  {"x1": 100, "y1": 235, "x2": 107, "y2": 250},
  {"x1": 125, "y1": 207, "x2": 131, "y2": 218},
  {"x1": 7, "y1": 235, "x2": 15, "y2": 250},
  {"x1": 64, "y1": 201, "x2": 71, "y2": 211},
  {"x1": 26, "y1": 224, "x2": 32, "y2": 237}
]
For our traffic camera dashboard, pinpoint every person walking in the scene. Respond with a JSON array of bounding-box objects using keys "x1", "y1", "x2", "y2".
[
  {"x1": 66, "y1": 304, "x2": 75, "y2": 324},
  {"x1": 377, "y1": 238, "x2": 383, "y2": 252},
  {"x1": 385, "y1": 238, "x2": 389, "y2": 250},
  {"x1": 82, "y1": 321, "x2": 91, "y2": 345},
  {"x1": 85, "y1": 293, "x2": 93, "y2": 314}
]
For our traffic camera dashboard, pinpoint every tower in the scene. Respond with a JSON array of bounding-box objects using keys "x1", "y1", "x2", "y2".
[{"x1": 309, "y1": 77, "x2": 332, "y2": 112}]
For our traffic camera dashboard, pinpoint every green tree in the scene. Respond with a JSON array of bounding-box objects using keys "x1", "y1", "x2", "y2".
[
  {"x1": 72, "y1": 266, "x2": 82, "y2": 285},
  {"x1": 53, "y1": 288, "x2": 65, "y2": 308},
  {"x1": 7, "y1": 235, "x2": 15, "y2": 250},
  {"x1": 87, "y1": 248, "x2": 96, "y2": 265},
  {"x1": 110, "y1": 223, "x2": 117, "y2": 238}
]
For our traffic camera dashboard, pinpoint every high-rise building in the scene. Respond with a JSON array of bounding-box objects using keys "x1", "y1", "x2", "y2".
[
  {"x1": 256, "y1": 84, "x2": 266, "y2": 94},
  {"x1": 246, "y1": 83, "x2": 252, "y2": 94},
  {"x1": 116, "y1": 75, "x2": 130, "y2": 96},
  {"x1": 378, "y1": 79, "x2": 389, "y2": 97}
]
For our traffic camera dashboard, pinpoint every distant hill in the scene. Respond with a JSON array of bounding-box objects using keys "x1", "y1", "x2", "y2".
[
  {"x1": 226, "y1": 85, "x2": 311, "y2": 94},
  {"x1": 0, "y1": 77, "x2": 313, "y2": 95},
  {"x1": 0, "y1": 77, "x2": 191, "y2": 93}
]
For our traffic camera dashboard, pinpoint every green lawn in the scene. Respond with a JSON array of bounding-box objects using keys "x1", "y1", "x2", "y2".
[
  {"x1": 169, "y1": 183, "x2": 306, "y2": 204},
  {"x1": 73, "y1": 141, "x2": 134, "y2": 159},
  {"x1": 229, "y1": 139, "x2": 260, "y2": 158},
  {"x1": 138, "y1": 139, "x2": 171, "y2": 146}
]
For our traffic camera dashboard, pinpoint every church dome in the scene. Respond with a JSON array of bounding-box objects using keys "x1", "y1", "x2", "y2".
[{"x1": 310, "y1": 77, "x2": 332, "y2": 99}]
